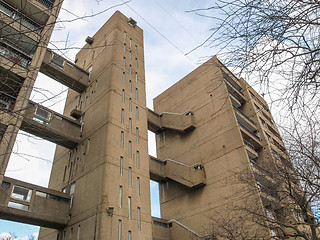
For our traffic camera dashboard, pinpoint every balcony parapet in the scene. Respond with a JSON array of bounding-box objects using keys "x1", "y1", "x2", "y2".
[
  {"x1": 149, "y1": 155, "x2": 205, "y2": 188},
  {"x1": 40, "y1": 49, "x2": 89, "y2": 93},
  {"x1": 0, "y1": 176, "x2": 70, "y2": 229},
  {"x1": 147, "y1": 109, "x2": 195, "y2": 133},
  {"x1": 0, "y1": 41, "x2": 32, "y2": 69}
]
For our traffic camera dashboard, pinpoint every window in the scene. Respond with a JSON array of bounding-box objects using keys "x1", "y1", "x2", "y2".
[
  {"x1": 123, "y1": 72, "x2": 125, "y2": 84},
  {"x1": 136, "y1": 151, "x2": 140, "y2": 168},
  {"x1": 128, "y1": 167, "x2": 132, "y2": 187},
  {"x1": 35, "y1": 107, "x2": 51, "y2": 121},
  {"x1": 135, "y1": 45, "x2": 138, "y2": 54},
  {"x1": 135, "y1": 72, "x2": 138, "y2": 83},
  {"x1": 124, "y1": 44, "x2": 126, "y2": 53},
  {"x1": 129, "y1": 80, "x2": 132, "y2": 92},
  {"x1": 122, "y1": 90, "x2": 125, "y2": 102},
  {"x1": 11, "y1": 185, "x2": 32, "y2": 202},
  {"x1": 136, "y1": 128, "x2": 139, "y2": 143},
  {"x1": 129, "y1": 98, "x2": 132, "y2": 111},
  {"x1": 129, "y1": 65, "x2": 132, "y2": 75},
  {"x1": 135, "y1": 58, "x2": 138, "y2": 68},
  {"x1": 88, "y1": 65, "x2": 93, "y2": 78},
  {"x1": 128, "y1": 197, "x2": 131, "y2": 219},
  {"x1": 123, "y1": 57, "x2": 126, "y2": 67},
  {"x1": 130, "y1": 38, "x2": 132, "y2": 47},
  {"x1": 121, "y1": 109, "x2": 124, "y2": 123},
  {"x1": 137, "y1": 177, "x2": 140, "y2": 196},
  {"x1": 128, "y1": 141, "x2": 132, "y2": 158},
  {"x1": 129, "y1": 118, "x2": 132, "y2": 133},
  {"x1": 119, "y1": 186, "x2": 123, "y2": 208},
  {"x1": 70, "y1": 228, "x2": 73, "y2": 240},
  {"x1": 129, "y1": 51, "x2": 132, "y2": 60},
  {"x1": 136, "y1": 107, "x2": 139, "y2": 120},
  {"x1": 124, "y1": 31, "x2": 127, "y2": 40},
  {"x1": 137, "y1": 207, "x2": 141, "y2": 230},
  {"x1": 77, "y1": 225, "x2": 80, "y2": 240},
  {"x1": 120, "y1": 157, "x2": 123, "y2": 176},
  {"x1": 118, "y1": 220, "x2": 122, "y2": 240},
  {"x1": 121, "y1": 131, "x2": 124, "y2": 148},
  {"x1": 135, "y1": 88, "x2": 138, "y2": 100},
  {"x1": 128, "y1": 231, "x2": 132, "y2": 240}
]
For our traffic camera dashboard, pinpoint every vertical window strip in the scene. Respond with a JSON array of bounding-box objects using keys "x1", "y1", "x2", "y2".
[
  {"x1": 137, "y1": 207, "x2": 141, "y2": 230},
  {"x1": 129, "y1": 51, "x2": 132, "y2": 60},
  {"x1": 135, "y1": 58, "x2": 137, "y2": 67},
  {"x1": 130, "y1": 38, "x2": 132, "y2": 47},
  {"x1": 119, "y1": 186, "x2": 123, "y2": 208},
  {"x1": 124, "y1": 31, "x2": 126, "y2": 40},
  {"x1": 123, "y1": 57, "x2": 126, "y2": 67},
  {"x1": 120, "y1": 157, "x2": 123, "y2": 176},
  {"x1": 135, "y1": 72, "x2": 138, "y2": 83},
  {"x1": 129, "y1": 118, "x2": 132, "y2": 133},
  {"x1": 129, "y1": 141, "x2": 132, "y2": 158},
  {"x1": 118, "y1": 220, "x2": 122, "y2": 240},
  {"x1": 137, "y1": 177, "x2": 140, "y2": 196},
  {"x1": 123, "y1": 72, "x2": 125, "y2": 84},
  {"x1": 136, "y1": 151, "x2": 140, "y2": 168},
  {"x1": 135, "y1": 88, "x2": 138, "y2": 100},
  {"x1": 128, "y1": 196, "x2": 131, "y2": 219},
  {"x1": 135, "y1": 45, "x2": 138, "y2": 54},
  {"x1": 124, "y1": 43, "x2": 126, "y2": 52},
  {"x1": 129, "y1": 80, "x2": 132, "y2": 92},
  {"x1": 129, "y1": 167, "x2": 132, "y2": 187},
  {"x1": 77, "y1": 225, "x2": 80, "y2": 240},
  {"x1": 121, "y1": 109, "x2": 124, "y2": 123},
  {"x1": 129, "y1": 65, "x2": 132, "y2": 75},
  {"x1": 122, "y1": 89, "x2": 125, "y2": 102},
  {"x1": 128, "y1": 231, "x2": 132, "y2": 240},
  {"x1": 136, "y1": 128, "x2": 139, "y2": 143},
  {"x1": 129, "y1": 98, "x2": 132, "y2": 111},
  {"x1": 136, "y1": 107, "x2": 139, "y2": 120},
  {"x1": 121, "y1": 131, "x2": 124, "y2": 148}
]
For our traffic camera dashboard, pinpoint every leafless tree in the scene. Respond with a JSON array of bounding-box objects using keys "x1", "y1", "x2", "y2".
[{"x1": 187, "y1": 0, "x2": 320, "y2": 110}]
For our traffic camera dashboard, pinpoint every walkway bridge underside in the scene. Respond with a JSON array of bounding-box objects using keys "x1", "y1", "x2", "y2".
[
  {"x1": 0, "y1": 177, "x2": 70, "y2": 229},
  {"x1": 149, "y1": 155, "x2": 206, "y2": 188}
]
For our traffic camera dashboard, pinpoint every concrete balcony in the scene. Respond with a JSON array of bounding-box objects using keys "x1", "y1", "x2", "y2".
[
  {"x1": 152, "y1": 217, "x2": 170, "y2": 240},
  {"x1": 0, "y1": 176, "x2": 70, "y2": 229},
  {"x1": 21, "y1": 101, "x2": 81, "y2": 149},
  {"x1": 244, "y1": 139, "x2": 258, "y2": 159},
  {"x1": 228, "y1": 90, "x2": 241, "y2": 108},
  {"x1": 222, "y1": 70, "x2": 246, "y2": 103},
  {"x1": 0, "y1": 0, "x2": 42, "y2": 37},
  {"x1": 40, "y1": 49, "x2": 89, "y2": 93},
  {"x1": 0, "y1": 42, "x2": 31, "y2": 77},
  {"x1": 4, "y1": 0, "x2": 53, "y2": 25},
  {"x1": 147, "y1": 108, "x2": 195, "y2": 133},
  {"x1": 149, "y1": 155, "x2": 206, "y2": 188}
]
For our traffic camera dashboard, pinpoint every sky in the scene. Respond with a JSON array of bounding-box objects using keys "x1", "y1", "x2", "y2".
[{"x1": 1, "y1": 0, "x2": 227, "y2": 237}]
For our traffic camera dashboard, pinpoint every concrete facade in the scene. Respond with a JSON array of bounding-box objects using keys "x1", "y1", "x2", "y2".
[{"x1": 0, "y1": 3, "x2": 307, "y2": 240}]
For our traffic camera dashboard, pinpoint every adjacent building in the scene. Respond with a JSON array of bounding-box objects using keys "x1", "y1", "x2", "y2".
[{"x1": 0, "y1": 3, "x2": 313, "y2": 239}]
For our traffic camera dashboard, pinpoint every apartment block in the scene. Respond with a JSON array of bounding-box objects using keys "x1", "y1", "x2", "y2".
[{"x1": 0, "y1": 4, "x2": 308, "y2": 240}]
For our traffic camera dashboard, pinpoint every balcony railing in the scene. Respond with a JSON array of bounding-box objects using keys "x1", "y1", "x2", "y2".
[
  {"x1": 36, "y1": 0, "x2": 55, "y2": 9},
  {"x1": 234, "y1": 106, "x2": 255, "y2": 125},
  {"x1": 0, "y1": 0, "x2": 42, "y2": 34},
  {"x1": 244, "y1": 139, "x2": 255, "y2": 150},
  {"x1": 222, "y1": 70, "x2": 244, "y2": 96},
  {"x1": 239, "y1": 122, "x2": 260, "y2": 140},
  {"x1": 0, "y1": 91, "x2": 15, "y2": 111},
  {"x1": 0, "y1": 42, "x2": 31, "y2": 68}
]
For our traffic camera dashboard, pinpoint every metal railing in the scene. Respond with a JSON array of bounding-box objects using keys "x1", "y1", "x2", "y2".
[
  {"x1": 244, "y1": 139, "x2": 255, "y2": 150},
  {"x1": 222, "y1": 70, "x2": 244, "y2": 96},
  {"x1": 238, "y1": 122, "x2": 260, "y2": 140},
  {"x1": 0, "y1": 42, "x2": 31, "y2": 68},
  {"x1": 0, "y1": 0, "x2": 42, "y2": 33},
  {"x1": 36, "y1": 0, "x2": 55, "y2": 9},
  {"x1": 0, "y1": 91, "x2": 15, "y2": 111},
  {"x1": 234, "y1": 106, "x2": 255, "y2": 124}
]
